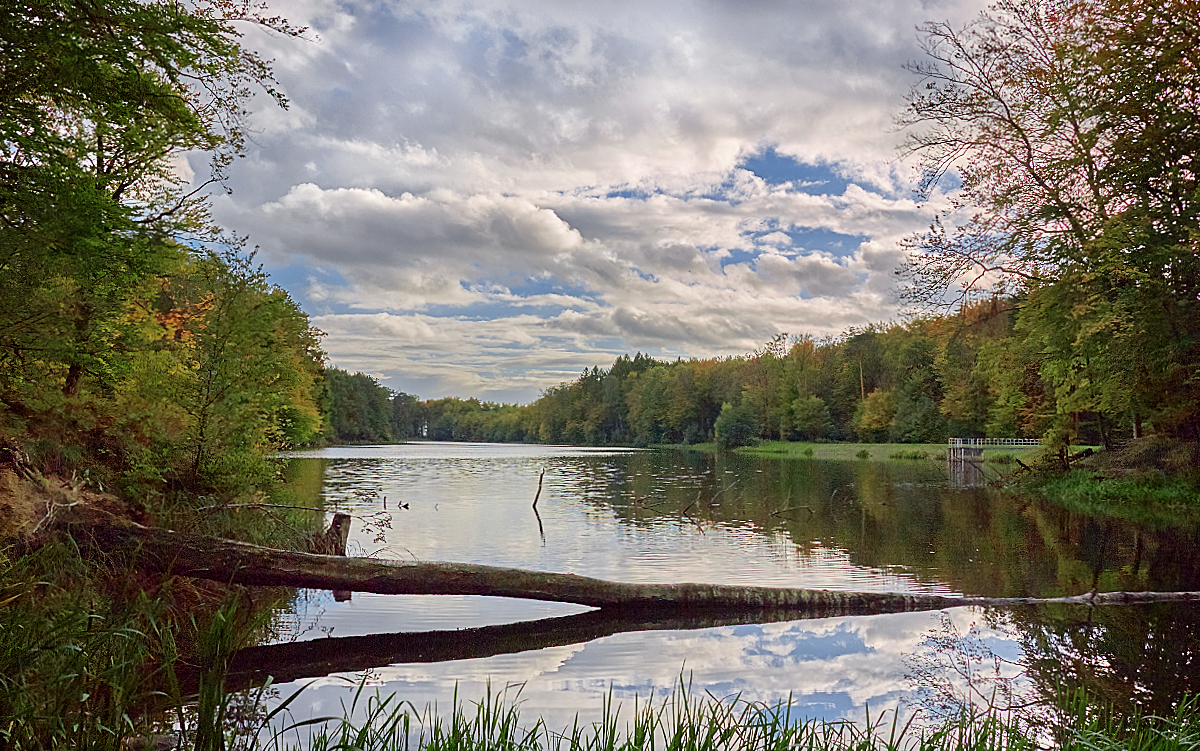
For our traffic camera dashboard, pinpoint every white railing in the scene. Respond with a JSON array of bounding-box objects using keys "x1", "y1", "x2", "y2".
[{"x1": 948, "y1": 438, "x2": 1041, "y2": 448}]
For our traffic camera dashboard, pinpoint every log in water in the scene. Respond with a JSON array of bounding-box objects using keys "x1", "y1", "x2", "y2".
[{"x1": 73, "y1": 516, "x2": 1200, "y2": 616}]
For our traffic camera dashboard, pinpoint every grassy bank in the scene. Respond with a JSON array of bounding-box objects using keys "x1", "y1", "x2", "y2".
[
  {"x1": 1032, "y1": 470, "x2": 1200, "y2": 526},
  {"x1": 0, "y1": 465, "x2": 326, "y2": 749},
  {"x1": 1024, "y1": 438, "x2": 1200, "y2": 522},
  {"x1": 663, "y1": 441, "x2": 1082, "y2": 464}
]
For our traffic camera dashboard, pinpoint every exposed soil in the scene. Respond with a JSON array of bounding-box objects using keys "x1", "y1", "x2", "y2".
[{"x1": 0, "y1": 466, "x2": 149, "y2": 555}]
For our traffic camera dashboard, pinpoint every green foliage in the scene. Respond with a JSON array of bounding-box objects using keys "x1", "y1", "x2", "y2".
[
  {"x1": 324, "y1": 369, "x2": 394, "y2": 444},
  {"x1": 0, "y1": 0, "x2": 299, "y2": 397},
  {"x1": 790, "y1": 394, "x2": 832, "y2": 441},
  {"x1": 900, "y1": 0, "x2": 1200, "y2": 443},
  {"x1": 416, "y1": 300, "x2": 1158, "y2": 455},
  {"x1": 891, "y1": 385, "x2": 946, "y2": 444},
  {"x1": 391, "y1": 391, "x2": 423, "y2": 441},
  {"x1": 714, "y1": 401, "x2": 757, "y2": 449},
  {"x1": 855, "y1": 389, "x2": 897, "y2": 443},
  {"x1": 0, "y1": 0, "x2": 322, "y2": 501},
  {"x1": 856, "y1": 449, "x2": 871, "y2": 459},
  {"x1": 182, "y1": 253, "x2": 324, "y2": 493}
]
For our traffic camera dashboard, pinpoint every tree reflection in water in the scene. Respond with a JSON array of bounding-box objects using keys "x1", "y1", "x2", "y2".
[{"x1": 906, "y1": 603, "x2": 1200, "y2": 740}]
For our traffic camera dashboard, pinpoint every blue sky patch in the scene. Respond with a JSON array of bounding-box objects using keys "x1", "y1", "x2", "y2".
[
  {"x1": 740, "y1": 147, "x2": 852, "y2": 196},
  {"x1": 716, "y1": 247, "x2": 760, "y2": 267},
  {"x1": 784, "y1": 691, "x2": 859, "y2": 722},
  {"x1": 266, "y1": 261, "x2": 357, "y2": 315},
  {"x1": 504, "y1": 275, "x2": 599, "y2": 300},
  {"x1": 742, "y1": 219, "x2": 867, "y2": 257},
  {"x1": 781, "y1": 227, "x2": 868, "y2": 256},
  {"x1": 605, "y1": 187, "x2": 648, "y2": 199}
]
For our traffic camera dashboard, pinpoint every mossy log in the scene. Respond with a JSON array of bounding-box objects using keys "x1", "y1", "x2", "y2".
[{"x1": 74, "y1": 517, "x2": 1200, "y2": 615}]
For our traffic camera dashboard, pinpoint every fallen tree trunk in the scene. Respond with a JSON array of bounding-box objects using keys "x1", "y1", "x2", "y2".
[
  {"x1": 76, "y1": 516, "x2": 969, "y2": 614},
  {"x1": 73, "y1": 517, "x2": 1200, "y2": 615}
]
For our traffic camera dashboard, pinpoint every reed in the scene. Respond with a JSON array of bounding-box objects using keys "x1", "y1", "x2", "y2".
[
  {"x1": 0, "y1": 488, "x2": 321, "y2": 750},
  {"x1": 265, "y1": 679, "x2": 1200, "y2": 751}
]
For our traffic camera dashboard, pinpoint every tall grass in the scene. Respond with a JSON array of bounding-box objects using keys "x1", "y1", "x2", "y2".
[
  {"x1": 0, "y1": 543, "x2": 303, "y2": 750},
  {"x1": 264, "y1": 678, "x2": 1200, "y2": 751},
  {"x1": 0, "y1": 544, "x2": 173, "y2": 750},
  {"x1": 1035, "y1": 470, "x2": 1200, "y2": 526}
]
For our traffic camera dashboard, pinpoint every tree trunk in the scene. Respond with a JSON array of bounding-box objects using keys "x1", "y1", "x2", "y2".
[
  {"x1": 75, "y1": 517, "x2": 967, "y2": 613},
  {"x1": 70, "y1": 517, "x2": 1200, "y2": 615}
]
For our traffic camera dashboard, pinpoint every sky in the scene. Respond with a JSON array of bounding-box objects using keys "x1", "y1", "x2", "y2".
[{"x1": 207, "y1": 0, "x2": 986, "y2": 403}]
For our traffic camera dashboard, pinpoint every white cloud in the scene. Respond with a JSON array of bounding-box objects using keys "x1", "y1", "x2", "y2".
[{"x1": 212, "y1": 0, "x2": 987, "y2": 400}]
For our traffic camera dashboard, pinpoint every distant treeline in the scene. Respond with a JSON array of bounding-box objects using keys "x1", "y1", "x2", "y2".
[
  {"x1": 328, "y1": 298, "x2": 1153, "y2": 451},
  {"x1": 321, "y1": 368, "x2": 421, "y2": 444}
]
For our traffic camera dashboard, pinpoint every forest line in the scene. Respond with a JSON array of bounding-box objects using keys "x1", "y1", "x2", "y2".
[{"x1": 327, "y1": 297, "x2": 1128, "y2": 454}]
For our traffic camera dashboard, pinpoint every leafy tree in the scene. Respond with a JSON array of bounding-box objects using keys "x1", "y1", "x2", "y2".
[
  {"x1": 854, "y1": 389, "x2": 897, "y2": 443},
  {"x1": 714, "y1": 401, "x2": 757, "y2": 449},
  {"x1": 0, "y1": 0, "x2": 319, "y2": 494},
  {"x1": 182, "y1": 253, "x2": 323, "y2": 491},
  {"x1": 741, "y1": 335, "x2": 789, "y2": 440},
  {"x1": 392, "y1": 391, "x2": 423, "y2": 440},
  {"x1": 323, "y1": 369, "x2": 393, "y2": 444},
  {"x1": 790, "y1": 395, "x2": 832, "y2": 441},
  {"x1": 890, "y1": 384, "x2": 946, "y2": 443},
  {"x1": 887, "y1": 331, "x2": 947, "y2": 442},
  {"x1": 87, "y1": 249, "x2": 324, "y2": 493},
  {"x1": 0, "y1": 0, "x2": 300, "y2": 402},
  {"x1": 899, "y1": 0, "x2": 1200, "y2": 441},
  {"x1": 626, "y1": 366, "x2": 671, "y2": 445}
]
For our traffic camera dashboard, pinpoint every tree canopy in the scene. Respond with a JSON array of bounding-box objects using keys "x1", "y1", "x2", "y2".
[
  {"x1": 0, "y1": 0, "x2": 323, "y2": 496},
  {"x1": 898, "y1": 0, "x2": 1200, "y2": 442}
]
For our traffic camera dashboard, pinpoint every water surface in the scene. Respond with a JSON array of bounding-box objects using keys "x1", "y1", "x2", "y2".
[{"x1": 266, "y1": 443, "x2": 1200, "y2": 732}]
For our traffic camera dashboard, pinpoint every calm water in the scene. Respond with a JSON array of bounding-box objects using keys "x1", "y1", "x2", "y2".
[{"x1": 260, "y1": 443, "x2": 1200, "y2": 733}]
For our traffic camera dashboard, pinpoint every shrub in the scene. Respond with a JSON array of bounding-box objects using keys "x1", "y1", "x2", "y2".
[
  {"x1": 714, "y1": 402, "x2": 758, "y2": 449},
  {"x1": 890, "y1": 450, "x2": 930, "y2": 460}
]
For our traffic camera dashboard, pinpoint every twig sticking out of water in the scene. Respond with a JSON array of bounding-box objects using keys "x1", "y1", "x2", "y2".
[
  {"x1": 682, "y1": 498, "x2": 705, "y2": 535},
  {"x1": 711, "y1": 479, "x2": 738, "y2": 503},
  {"x1": 771, "y1": 506, "x2": 815, "y2": 517},
  {"x1": 195, "y1": 502, "x2": 321, "y2": 513},
  {"x1": 533, "y1": 468, "x2": 546, "y2": 545}
]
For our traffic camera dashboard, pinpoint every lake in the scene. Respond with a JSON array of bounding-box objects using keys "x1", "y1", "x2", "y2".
[{"x1": 261, "y1": 442, "x2": 1200, "y2": 734}]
